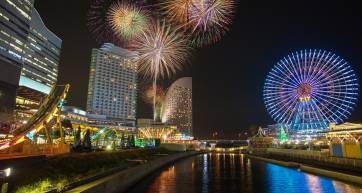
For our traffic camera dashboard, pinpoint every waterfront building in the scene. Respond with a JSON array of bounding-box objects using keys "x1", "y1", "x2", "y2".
[
  {"x1": 326, "y1": 122, "x2": 362, "y2": 159},
  {"x1": 16, "y1": 8, "x2": 62, "y2": 123},
  {"x1": 86, "y1": 43, "x2": 138, "y2": 127},
  {"x1": 61, "y1": 106, "x2": 136, "y2": 131},
  {"x1": 61, "y1": 106, "x2": 88, "y2": 124},
  {"x1": 0, "y1": 0, "x2": 34, "y2": 119},
  {"x1": 162, "y1": 77, "x2": 192, "y2": 136},
  {"x1": 248, "y1": 127, "x2": 274, "y2": 154}
]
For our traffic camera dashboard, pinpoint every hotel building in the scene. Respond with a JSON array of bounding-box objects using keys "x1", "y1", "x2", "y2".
[
  {"x1": 86, "y1": 43, "x2": 138, "y2": 127},
  {"x1": 162, "y1": 77, "x2": 192, "y2": 136}
]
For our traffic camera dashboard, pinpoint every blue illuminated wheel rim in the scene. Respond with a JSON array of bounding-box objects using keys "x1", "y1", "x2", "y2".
[{"x1": 263, "y1": 49, "x2": 359, "y2": 131}]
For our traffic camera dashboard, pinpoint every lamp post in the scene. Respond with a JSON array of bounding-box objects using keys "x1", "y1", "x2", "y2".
[{"x1": 0, "y1": 168, "x2": 11, "y2": 193}]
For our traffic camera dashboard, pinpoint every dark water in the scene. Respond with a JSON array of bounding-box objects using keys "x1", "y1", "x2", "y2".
[{"x1": 127, "y1": 153, "x2": 362, "y2": 193}]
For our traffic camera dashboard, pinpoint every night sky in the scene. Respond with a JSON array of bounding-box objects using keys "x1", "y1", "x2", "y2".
[{"x1": 35, "y1": 0, "x2": 362, "y2": 139}]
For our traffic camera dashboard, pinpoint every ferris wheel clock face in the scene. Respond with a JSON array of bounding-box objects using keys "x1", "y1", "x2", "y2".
[{"x1": 263, "y1": 49, "x2": 359, "y2": 132}]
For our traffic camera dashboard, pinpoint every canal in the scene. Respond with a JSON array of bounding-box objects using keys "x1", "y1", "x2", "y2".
[{"x1": 127, "y1": 153, "x2": 362, "y2": 193}]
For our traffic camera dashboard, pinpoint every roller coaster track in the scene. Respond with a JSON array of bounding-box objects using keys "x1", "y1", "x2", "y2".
[{"x1": 0, "y1": 84, "x2": 70, "y2": 150}]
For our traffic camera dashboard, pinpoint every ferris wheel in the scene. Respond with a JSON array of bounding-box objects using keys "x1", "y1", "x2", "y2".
[{"x1": 263, "y1": 49, "x2": 359, "y2": 132}]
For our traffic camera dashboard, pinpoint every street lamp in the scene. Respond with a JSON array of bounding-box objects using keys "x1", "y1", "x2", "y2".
[
  {"x1": 0, "y1": 168, "x2": 11, "y2": 193},
  {"x1": 0, "y1": 168, "x2": 10, "y2": 178}
]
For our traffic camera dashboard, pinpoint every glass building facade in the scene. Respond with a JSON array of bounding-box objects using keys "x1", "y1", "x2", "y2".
[
  {"x1": 15, "y1": 8, "x2": 62, "y2": 123},
  {"x1": 20, "y1": 8, "x2": 61, "y2": 94},
  {"x1": 0, "y1": 0, "x2": 34, "y2": 120},
  {"x1": 162, "y1": 77, "x2": 193, "y2": 136},
  {"x1": 87, "y1": 43, "x2": 138, "y2": 126}
]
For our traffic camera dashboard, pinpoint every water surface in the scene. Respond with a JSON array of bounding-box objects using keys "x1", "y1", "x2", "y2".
[{"x1": 127, "y1": 153, "x2": 362, "y2": 193}]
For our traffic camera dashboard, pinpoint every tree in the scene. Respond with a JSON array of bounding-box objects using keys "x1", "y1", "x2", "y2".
[
  {"x1": 129, "y1": 135, "x2": 135, "y2": 148},
  {"x1": 279, "y1": 128, "x2": 288, "y2": 142},
  {"x1": 82, "y1": 129, "x2": 92, "y2": 151},
  {"x1": 121, "y1": 134, "x2": 125, "y2": 148},
  {"x1": 73, "y1": 127, "x2": 81, "y2": 151}
]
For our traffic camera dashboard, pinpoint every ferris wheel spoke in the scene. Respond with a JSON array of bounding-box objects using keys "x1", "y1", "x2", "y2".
[
  {"x1": 264, "y1": 93, "x2": 295, "y2": 106},
  {"x1": 270, "y1": 98, "x2": 298, "y2": 122},
  {"x1": 267, "y1": 93, "x2": 297, "y2": 115},
  {"x1": 313, "y1": 93, "x2": 352, "y2": 117},
  {"x1": 306, "y1": 49, "x2": 319, "y2": 82},
  {"x1": 312, "y1": 97, "x2": 344, "y2": 123},
  {"x1": 305, "y1": 50, "x2": 329, "y2": 82},
  {"x1": 314, "y1": 66, "x2": 352, "y2": 86},
  {"x1": 315, "y1": 89, "x2": 358, "y2": 98},
  {"x1": 317, "y1": 83, "x2": 359, "y2": 90},
  {"x1": 272, "y1": 65, "x2": 299, "y2": 87},
  {"x1": 310, "y1": 52, "x2": 341, "y2": 84},
  {"x1": 308, "y1": 53, "x2": 340, "y2": 85},
  {"x1": 286, "y1": 55, "x2": 303, "y2": 84},
  {"x1": 316, "y1": 75, "x2": 352, "y2": 87},
  {"x1": 313, "y1": 92, "x2": 357, "y2": 106},
  {"x1": 315, "y1": 75, "x2": 357, "y2": 88},
  {"x1": 279, "y1": 97, "x2": 299, "y2": 124},
  {"x1": 279, "y1": 58, "x2": 301, "y2": 85},
  {"x1": 310, "y1": 57, "x2": 345, "y2": 86},
  {"x1": 269, "y1": 69, "x2": 298, "y2": 84},
  {"x1": 303, "y1": 50, "x2": 311, "y2": 82},
  {"x1": 309, "y1": 99, "x2": 332, "y2": 125},
  {"x1": 265, "y1": 77, "x2": 297, "y2": 89},
  {"x1": 265, "y1": 93, "x2": 295, "y2": 109},
  {"x1": 292, "y1": 52, "x2": 304, "y2": 82},
  {"x1": 324, "y1": 65, "x2": 351, "y2": 80}
]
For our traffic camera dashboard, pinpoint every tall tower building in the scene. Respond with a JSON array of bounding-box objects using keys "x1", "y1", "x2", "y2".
[
  {"x1": 87, "y1": 43, "x2": 138, "y2": 126},
  {"x1": 0, "y1": 0, "x2": 34, "y2": 119},
  {"x1": 162, "y1": 77, "x2": 192, "y2": 136},
  {"x1": 16, "y1": 8, "x2": 62, "y2": 122}
]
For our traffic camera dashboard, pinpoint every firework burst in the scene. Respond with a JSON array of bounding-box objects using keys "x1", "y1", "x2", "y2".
[
  {"x1": 133, "y1": 20, "x2": 190, "y2": 79},
  {"x1": 88, "y1": 0, "x2": 120, "y2": 44},
  {"x1": 158, "y1": 0, "x2": 236, "y2": 46},
  {"x1": 133, "y1": 20, "x2": 189, "y2": 120},
  {"x1": 107, "y1": 1, "x2": 149, "y2": 40},
  {"x1": 142, "y1": 84, "x2": 165, "y2": 105}
]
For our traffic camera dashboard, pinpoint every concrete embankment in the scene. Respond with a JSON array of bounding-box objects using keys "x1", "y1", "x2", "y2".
[
  {"x1": 300, "y1": 165, "x2": 362, "y2": 186},
  {"x1": 245, "y1": 154, "x2": 300, "y2": 168},
  {"x1": 246, "y1": 154, "x2": 362, "y2": 186},
  {"x1": 65, "y1": 151, "x2": 200, "y2": 193}
]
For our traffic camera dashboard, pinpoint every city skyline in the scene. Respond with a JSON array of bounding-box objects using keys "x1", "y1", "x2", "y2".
[
  {"x1": 34, "y1": 0, "x2": 362, "y2": 139},
  {"x1": 1, "y1": 1, "x2": 362, "y2": 193}
]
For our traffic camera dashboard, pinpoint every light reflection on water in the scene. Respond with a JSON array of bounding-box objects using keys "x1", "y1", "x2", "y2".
[{"x1": 127, "y1": 153, "x2": 362, "y2": 193}]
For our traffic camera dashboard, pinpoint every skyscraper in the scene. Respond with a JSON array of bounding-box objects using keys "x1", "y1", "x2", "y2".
[
  {"x1": 16, "y1": 8, "x2": 62, "y2": 122},
  {"x1": 87, "y1": 43, "x2": 138, "y2": 126},
  {"x1": 162, "y1": 77, "x2": 192, "y2": 136},
  {"x1": 0, "y1": 0, "x2": 34, "y2": 119}
]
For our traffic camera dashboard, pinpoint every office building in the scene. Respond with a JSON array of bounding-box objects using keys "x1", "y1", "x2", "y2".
[
  {"x1": 0, "y1": 0, "x2": 34, "y2": 120},
  {"x1": 162, "y1": 77, "x2": 192, "y2": 136},
  {"x1": 86, "y1": 43, "x2": 137, "y2": 126},
  {"x1": 16, "y1": 8, "x2": 62, "y2": 122}
]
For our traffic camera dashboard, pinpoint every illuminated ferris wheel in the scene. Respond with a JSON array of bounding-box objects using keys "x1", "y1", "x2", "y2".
[{"x1": 263, "y1": 49, "x2": 359, "y2": 133}]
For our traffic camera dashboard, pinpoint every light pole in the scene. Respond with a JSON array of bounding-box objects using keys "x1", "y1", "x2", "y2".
[{"x1": 0, "y1": 168, "x2": 11, "y2": 193}]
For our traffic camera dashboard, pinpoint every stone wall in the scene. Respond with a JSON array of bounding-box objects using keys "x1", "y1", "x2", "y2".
[{"x1": 66, "y1": 151, "x2": 200, "y2": 193}]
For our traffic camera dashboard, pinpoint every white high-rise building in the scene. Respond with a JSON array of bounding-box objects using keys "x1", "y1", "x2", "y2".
[
  {"x1": 162, "y1": 77, "x2": 192, "y2": 136},
  {"x1": 86, "y1": 43, "x2": 138, "y2": 126}
]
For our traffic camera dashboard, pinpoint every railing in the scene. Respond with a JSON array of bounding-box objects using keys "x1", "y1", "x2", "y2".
[{"x1": 266, "y1": 148, "x2": 362, "y2": 170}]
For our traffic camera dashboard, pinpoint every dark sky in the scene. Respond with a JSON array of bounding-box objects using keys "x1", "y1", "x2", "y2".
[{"x1": 35, "y1": 0, "x2": 362, "y2": 139}]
